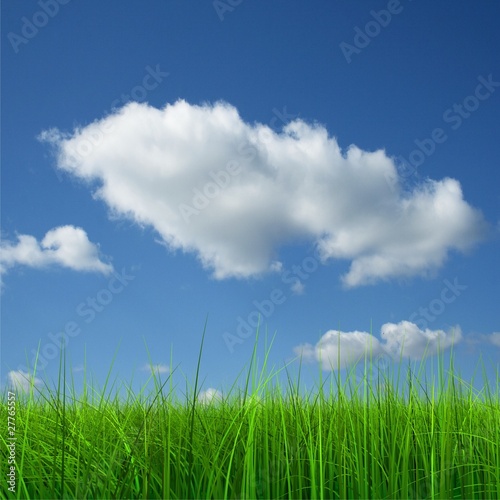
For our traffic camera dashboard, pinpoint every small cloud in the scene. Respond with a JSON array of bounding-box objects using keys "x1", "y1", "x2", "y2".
[
  {"x1": 142, "y1": 363, "x2": 169, "y2": 375},
  {"x1": 293, "y1": 343, "x2": 316, "y2": 362},
  {"x1": 381, "y1": 321, "x2": 462, "y2": 360},
  {"x1": 294, "y1": 321, "x2": 462, "y2": 371},
  {"x1": 197, "y1": 388, "x2": 223, "y2": 405},
  {"x1": 313, "y1": 330, "x2": 384, "y2": 370},
  {"x1": 488, "y1": 332, "x2": 500, "y2": 347},
  {"x1": 0, "y1": 226, "x2": 113, "y2": 277},
  {"x1": 7, "y1": 370, "x2": 42, "y2": 392}
]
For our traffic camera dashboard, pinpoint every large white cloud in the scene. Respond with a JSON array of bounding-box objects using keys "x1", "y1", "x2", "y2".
[
  {"x1": 40, "y1": 100, "x2": 486, "y2": 286},
  {"x1": 0, "y1": 225, "x2": 113, "y2": 276},
  {"x1": 294, "y1": 321, "x2": 462, "y2": 370}
]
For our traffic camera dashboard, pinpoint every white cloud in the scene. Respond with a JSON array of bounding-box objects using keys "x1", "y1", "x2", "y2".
[
  {"x1": 197, "y1": 388, "x2": 223, "y2": 405},
  {"x1": 293, "y1": 343, "x2": 317, "y2": 362},
  {"x1": 7, "y1": 370, "x2": 42, "y2": 392},
  {"x1": 295, "y1": 329, "x2": 385, "y2": 370},
  {"x1": 380, "y1": 321, "x2": 462, "y2": 360},
  {"x1": 489, "y1": 332, "x2": 500, "y2": 347},
  {"x1": 294, "y1": 321, "x2": 462, "y2": 370},
  {"x1": 141, "y1": 363, "x2": 169, "y2": 375},
  {"x1": 40, "y1": 100, "x2": 487, "y2": 286},
  {"x1": 0, "y1": 226, "x2": 113, "y2": 276}
]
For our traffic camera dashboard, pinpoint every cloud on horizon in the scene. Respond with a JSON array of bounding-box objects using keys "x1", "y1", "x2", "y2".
[
  {"x1": 0, "y1": 225, "x2": 113, "y2": 277},
  {"x1": 294, "y1": 320, "x2": 462, "y2": 370},
  {"x1": 488, "y1": 332, "x2": 500, "y2": 348},
  {"x1": 7, "y1": 370, "x2": 43, "y2": 392},
  {"x1": 141, "y1": 363, "x2": 170, "y2": 375},
  {"x1": 197, "y1": 388, "x2": 223, "y2": 405},
  {"x1": 40, "y1": 100, "x2": 487, "y2": 287}
]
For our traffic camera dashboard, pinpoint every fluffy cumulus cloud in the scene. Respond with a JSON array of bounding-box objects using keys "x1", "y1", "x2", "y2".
[
  {"x1": 0, "y1": 226, "x2": 113, "y2": 276},
  {"x1": 7, "y1": 370, "x2": 42, "y2": 392},
  {"x1": 294, "y1": 330, "x2": 385, "y2": 370},
  {"x1": 141, "y1": 363, "x2": 169, "y2": 375},
  {"x1": 380, "y1": 321, "x2": 462, "y2": 359},
  {"x1": 197, "y1": 388, "x2": 223, "y2": 405},
  {"x1": 489, "y1": 332, "x2": 500, "y2": 348},
  {"x1": 40, "y1": 100, "x2": 486, "y2": 286},
  {"x1": 294, "y1": 321, "x2": 462, "y2": 370}
]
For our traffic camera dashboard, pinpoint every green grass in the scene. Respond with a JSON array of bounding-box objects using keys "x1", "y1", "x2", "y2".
[{"x1": 1, "y1": 329, "x2": 499, "y2": 499}]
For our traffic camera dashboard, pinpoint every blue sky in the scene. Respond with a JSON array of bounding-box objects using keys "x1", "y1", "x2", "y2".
[{"x1": 2, "y1": 0, "x2": 499, "y2": 399}]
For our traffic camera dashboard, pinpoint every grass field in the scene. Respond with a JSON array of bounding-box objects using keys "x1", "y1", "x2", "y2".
[{"x1": 2, "y1": 330, "x2": 499, "y2": 499}]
